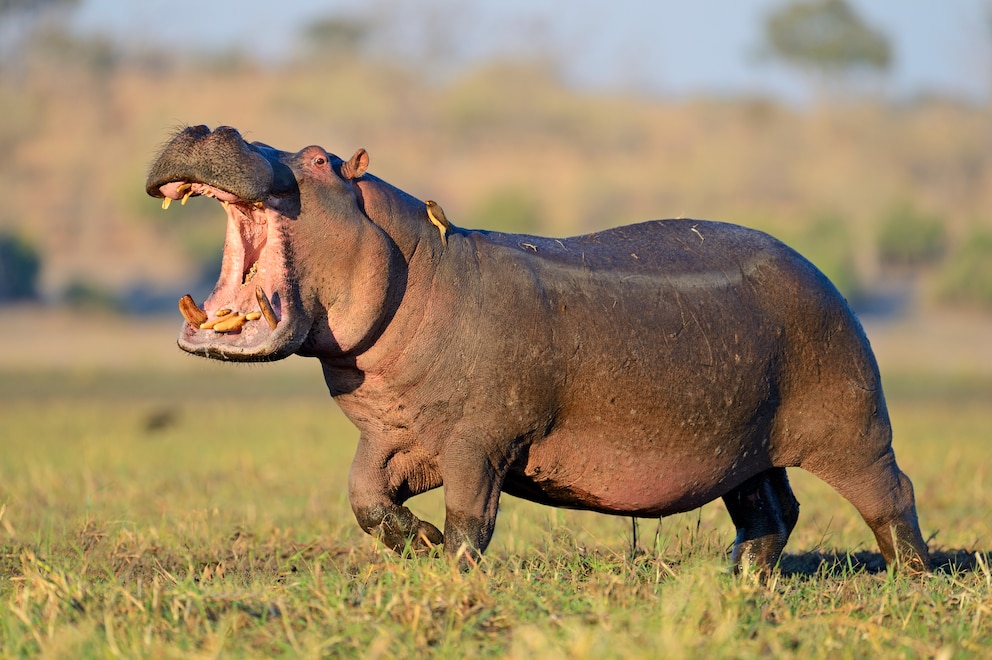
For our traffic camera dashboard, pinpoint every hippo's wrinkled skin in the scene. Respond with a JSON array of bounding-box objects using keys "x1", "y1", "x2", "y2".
[{"x1": 146, "y1": 125, "x2": 929, "y2": 574}]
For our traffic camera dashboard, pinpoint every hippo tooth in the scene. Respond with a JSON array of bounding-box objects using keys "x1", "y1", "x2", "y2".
[
  {"x1": 199, "y1": 314, "x2": 239, "y2": 330},
  {"x1": 178, "y1": 294, "x2": 208, "y2": 326},
  {"x1": 245, "y1": 311, "x2": 262, "y2": 321},
  {"x1": 181, "y1": 191, "x2": 192, "y2": 206},
  {"x1": 161, "y1": 197, "x2": 172, "y2": 210},
  {"x1": 255, "y1": 286, "x2": 278, "y2": 330},
  {"x1": 215, "y1": 308, "x2": 233, "y2": 317},
  {"x1": 222, "y1": 200, "x2": 230, "y2": 210},
  {"x1": 176, "y1": 182, "x2": 192, "y2": 195},
  {"x1": 212, "y1": 314, "x2": 247, "y2": 333}
]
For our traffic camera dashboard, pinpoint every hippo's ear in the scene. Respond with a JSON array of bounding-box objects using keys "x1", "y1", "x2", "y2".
[{"x1": 341, "y1": 148, "x2": 369, "y2": 180}]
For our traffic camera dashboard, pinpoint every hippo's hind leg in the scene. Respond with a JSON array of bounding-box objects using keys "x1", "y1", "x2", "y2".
[
  {"x1": 722, "y1": 467, "x2": 799, "y2": 575},
  {"x1": 805, "y1": 445, "x2": 929, "y2": 573}
]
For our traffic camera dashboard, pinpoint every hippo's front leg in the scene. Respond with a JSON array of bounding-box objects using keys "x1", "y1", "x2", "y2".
[
  {"x1": 348, "y1": 436, "x2": 444, "y2": 553},
  {"x1": 437, "y1": 441, "x2": 507, "y2": 561}
]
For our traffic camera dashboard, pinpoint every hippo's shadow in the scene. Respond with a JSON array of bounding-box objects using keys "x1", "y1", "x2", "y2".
[{"x1": 777, "y1": 548, "x2": 991, "y2": 577}]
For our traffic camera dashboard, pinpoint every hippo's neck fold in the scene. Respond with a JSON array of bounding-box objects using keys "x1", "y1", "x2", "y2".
[
  {"x1": 295, "y1": 188, "x2": 408, "y2": 362},
  {"x1": 304, "y1": 177, "x2": 456, "y2": 397},
  {"x1": 356, "y1": 175, "x2": 443, "y2": 262}
]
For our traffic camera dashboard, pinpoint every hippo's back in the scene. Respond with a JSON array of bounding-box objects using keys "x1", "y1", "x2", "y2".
[
  {"x1": 473, "y1": 219, "x2": 845, "y2": 336},
  {"x1": 477, "y1": 218, "x2": 786, "y2": 274}
]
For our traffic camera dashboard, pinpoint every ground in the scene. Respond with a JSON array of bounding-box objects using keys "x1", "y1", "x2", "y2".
[{"x1": 0, "y1": 308, "x2": 990, "y2": 657}]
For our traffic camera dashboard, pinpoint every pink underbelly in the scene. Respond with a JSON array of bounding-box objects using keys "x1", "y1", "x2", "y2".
[{"x1": 517, "y1": 431, "x2": 764, "y2": 516}]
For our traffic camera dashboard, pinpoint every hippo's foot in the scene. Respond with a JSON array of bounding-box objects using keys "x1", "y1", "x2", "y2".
[
  {"x1": 860, "y1": 497, "x2": 930, "y2": 574},
  {"x1": 356, "y1": 504, "x2": 444, "y2": 555},
  {"x1": 877, "y1": 516, "x2": 930, "y2": 574},
  {"x1": 722, "y1": 468, "x2": 799, "y2": 577}
]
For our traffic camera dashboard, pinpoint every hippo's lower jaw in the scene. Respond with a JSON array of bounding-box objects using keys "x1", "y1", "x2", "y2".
[{"x1": 159, "y1": 181, "x2": 309, "y2": 362}]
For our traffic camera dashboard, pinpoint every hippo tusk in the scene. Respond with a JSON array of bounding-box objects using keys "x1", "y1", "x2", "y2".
[
  {"x1": 162, "y1": 197, "x2": 172, "y2": 210},
  {"x1": 178, "y1": 294, "x2": 208, "y2": 326},
  {"x1": 245, "y1": 311, "x2": 262, "y2": 321},
  {"x1": 255, "y1": 286, "x2": 279, "y2": 330}
]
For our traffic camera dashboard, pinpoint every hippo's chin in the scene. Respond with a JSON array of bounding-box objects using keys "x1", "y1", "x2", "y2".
[
  {"x1": 177, "y1": 314, "x2": 308, "y2": 362},
  {"x1": 159, "y1": 179, "x2": 310, "y2": 362}
]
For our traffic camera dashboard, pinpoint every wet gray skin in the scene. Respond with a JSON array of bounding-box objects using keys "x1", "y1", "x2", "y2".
[{"x1": 147, "y1": 125, "x2": 929, "y2": 574}]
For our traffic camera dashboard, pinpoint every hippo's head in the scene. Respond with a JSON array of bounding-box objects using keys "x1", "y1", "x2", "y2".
[{"x1": 146, "y1": 125, "x2": 397, "y2": 362}]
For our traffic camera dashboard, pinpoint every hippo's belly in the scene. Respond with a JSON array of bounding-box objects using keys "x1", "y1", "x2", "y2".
[{"x1": 504, "y1": 424, "x2": 772, "y2": 517}]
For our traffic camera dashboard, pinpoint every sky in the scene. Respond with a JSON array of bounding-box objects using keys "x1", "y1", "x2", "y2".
[{"x1": 67, "y1": 0, "x2": 992, "y2": 103}]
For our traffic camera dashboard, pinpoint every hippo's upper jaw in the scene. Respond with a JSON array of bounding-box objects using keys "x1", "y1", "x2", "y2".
[{"x1": 147, "y1": 125, "x2": 310, "y2": 362}]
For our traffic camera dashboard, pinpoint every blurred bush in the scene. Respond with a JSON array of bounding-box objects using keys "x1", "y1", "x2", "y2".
[
  {"x1": 876, "y1": 203, "x2": 947, "y2": 269},
  {"x1": 934, "y1": 230, "x2": 992, "y2": 311},
  {"x1": 0, "y1": 231, "x2": 41, "y2": 302},
  {"x1": 123, "y1": 182, "x2": 226, "y2": 302},
  {"x1": 61, "y1": 280, "x2": 121, "y2": 312},
  {"x1": 786, "y1": 213, "x2": 862, "y2": 303},
  {"x1": 467, "y1": 187, "x2": 544, "y2": 234},
  {"x1": 28, "y1": 26, "x2": 118, "y2": 76}
]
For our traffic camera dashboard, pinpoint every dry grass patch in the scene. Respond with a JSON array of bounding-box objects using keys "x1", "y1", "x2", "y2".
[{"x1": 1, "y1": 368, "x2": 991, "y2": 656}]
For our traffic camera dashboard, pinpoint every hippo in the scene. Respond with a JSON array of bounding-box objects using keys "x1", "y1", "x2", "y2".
[{"x1": 146, "y1": 125, "x2": 929, "y2": 574}]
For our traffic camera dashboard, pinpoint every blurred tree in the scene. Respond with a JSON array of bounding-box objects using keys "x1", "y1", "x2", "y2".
[
  {"x1": 0, "y1": 0, "x2": 77, "y2": 17},
  {"x1": 761, "y1": 0, "x2": 891, "y2": 92},
  {"x1": 987, "y1": 1, "x2": 992, "y2": 102},
  {"x1": 0, "y1": 232, "x2": 41, "y2": 302},
  {"x1": 303, "y1": 15, "x2": 371, "y2": 57},
  {"x1": 0, "y1": 0, "x2": 81, "y2": 68},
  {"x1": 29, "y1": 27, "x2": 118, "y2": 75}
]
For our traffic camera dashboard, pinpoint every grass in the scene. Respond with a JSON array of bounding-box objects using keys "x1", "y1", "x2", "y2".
[{"x1": 1, "y1": 364, "x2": 991, "y2": 658}]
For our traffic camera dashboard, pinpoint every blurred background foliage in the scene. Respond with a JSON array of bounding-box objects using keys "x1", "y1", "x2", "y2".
[
  {"x1": 935, "y1": 230, "x2": 992, "y2": 310},
  {"x1": 0, "y1": 232, "x2": 41, "y2": 301},
  {"x1": 0, "y1": 0, "x2": 990, "y2": 317},
  {"x1": 876, "y1": 203, "x2": 947, "y2": 270}
]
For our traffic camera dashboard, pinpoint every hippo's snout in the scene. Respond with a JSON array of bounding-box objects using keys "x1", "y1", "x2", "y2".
[{"x1": 146, "y1": 125, "x2": 291, "y2": 202}]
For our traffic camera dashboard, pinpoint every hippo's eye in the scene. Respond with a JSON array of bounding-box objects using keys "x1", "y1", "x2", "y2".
[{"x1": 312, "y1": 156, "x2": 326, "y2": 167}]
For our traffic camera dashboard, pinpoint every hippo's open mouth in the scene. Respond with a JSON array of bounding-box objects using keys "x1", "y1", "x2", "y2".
[
  {"x1": 155, "y1": 178, "x2": 305, "y2": 361},
  {"x1": 145, "y1": 125, "x2": 312, "y2": 361}
]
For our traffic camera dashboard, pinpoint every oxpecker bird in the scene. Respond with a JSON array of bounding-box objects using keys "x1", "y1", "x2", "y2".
[{"x1": 425, "y1": 200, "x2": 449, "y2": 247}]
